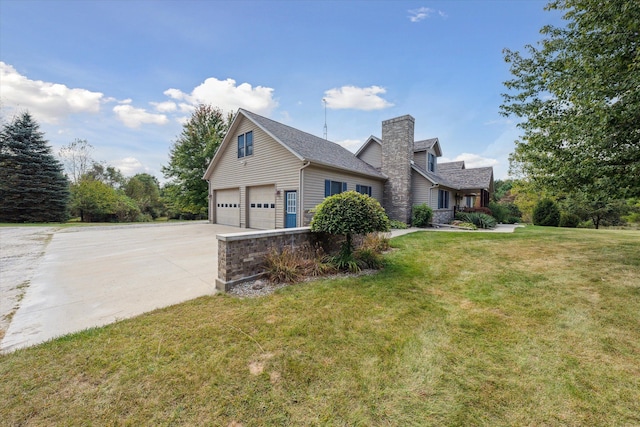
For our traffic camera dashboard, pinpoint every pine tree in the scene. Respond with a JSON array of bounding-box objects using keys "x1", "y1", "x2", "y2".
[{"x1": 0, "y1": 112, "x2": 70, "y2": 222}]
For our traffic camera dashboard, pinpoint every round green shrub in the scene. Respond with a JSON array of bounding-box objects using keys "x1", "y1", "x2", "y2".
[
  {"x1": 532, "y1": 199, "x2": 560, "y2": 227},
  {"x1": 311, "y1": 191, "x2": 390, "y2": 265},
  {"x1": 559, "y1": 212, "x2": 580, "y2": 228},
  {"x1": 412, "y1": 203, "x2": 433, "y2": 227}
]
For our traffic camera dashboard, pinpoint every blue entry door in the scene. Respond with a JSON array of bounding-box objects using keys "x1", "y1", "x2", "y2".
[{"x1": 285, "y1": 191, "x2": 297, "y2": 228}]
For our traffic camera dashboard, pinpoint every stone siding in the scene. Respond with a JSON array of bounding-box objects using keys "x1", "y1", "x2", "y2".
[
  {"x1": 433, "y1": 209, "x2": 454, "y2": 224},
  {"x1": 216, "y1": 227, "x2": 314, "y2": 292},
  {"x1": 381, "y1": 115, "x2": 415, "y2": 224}
]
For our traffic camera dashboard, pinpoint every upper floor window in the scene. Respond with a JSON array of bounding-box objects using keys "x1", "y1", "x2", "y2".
[
  {"x1": 438, "y1": 189, "x2": 450, "y2": 209},
  {"x1": 356, "y1": 184, "x2": 372, "y2": 197},
  {"x1": 325, "y1": 179, "x2": 347, "y2": 197},
  {"x1": 428, "y1": 153, "x2": 436, "y2": 172},
  {"x1": 238, "y1": 131, "x2": 253, "y2": 158}
]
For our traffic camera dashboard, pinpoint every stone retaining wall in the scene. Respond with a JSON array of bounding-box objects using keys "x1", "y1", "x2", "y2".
[{"x1": 216, "y1": 227, "x2": 314, "y2": 292}]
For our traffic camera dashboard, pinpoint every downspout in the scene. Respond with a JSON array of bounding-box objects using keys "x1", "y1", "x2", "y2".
[{"x1": 299, "y1": 161, "x2": 312, "y2": 227}]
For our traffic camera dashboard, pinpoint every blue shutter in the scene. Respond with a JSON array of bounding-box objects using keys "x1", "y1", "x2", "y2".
[
  {"x1": 246, "y1": 131, "x2": 253, "y2": 156},
  {"x1": 356, "y1": 184, "x2": 361, "y2": 193},
  {"x1": 238, "y1": 134, "x2": 244, "y2": 158},
  {"x1": 342, "y1": 182, "x2": 347, "y2": 192},
  {"x1": 325, "y1": 180, "x2": 331, "y2": 197}
]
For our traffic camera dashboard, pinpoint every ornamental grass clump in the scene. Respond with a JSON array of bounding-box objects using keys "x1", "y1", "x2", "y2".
[
  {"x1": 455, "y1": 212, "x2": 497, "y2": 229},
  {"x1": 311, "y1": 191, "x2": 390, "y2": 272}
]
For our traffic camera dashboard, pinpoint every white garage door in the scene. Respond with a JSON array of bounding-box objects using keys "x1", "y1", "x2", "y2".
[
  {"x1": 248, "y1": 185, "x2": 275, "y2": 229},
  {"x1": 215, "y1": 188, "x2": 240, "y2": 227}
]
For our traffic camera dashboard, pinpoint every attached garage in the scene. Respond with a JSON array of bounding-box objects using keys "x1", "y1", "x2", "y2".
[
  {"x1": 248, "y1": 184, "x2": 276, "y2": 229},
  {"x1": 215, "y1": 188, "x2": 240, "y2": 227}
]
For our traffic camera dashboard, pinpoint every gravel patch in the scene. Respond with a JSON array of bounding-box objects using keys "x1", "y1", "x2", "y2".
[{"x1": 0, "y1": 227, "x2": 58, "y2": 339}]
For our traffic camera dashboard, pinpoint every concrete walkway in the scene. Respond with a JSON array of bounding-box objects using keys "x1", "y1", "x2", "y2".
[
  {"x1": 1, "y1": 223, "x2": 241, "y2": 353},
  {"x1": 390, "y1": 223, "x2": 523, "y2": 237}
]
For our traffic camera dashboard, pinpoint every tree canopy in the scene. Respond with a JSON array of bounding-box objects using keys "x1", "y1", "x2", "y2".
[
  {"x1": 0, "y1": 112, "x2": 69, "y2": 222},
  {"x1": 501, "y1": 0, "x2": 640, "y2": 199},
  {"x1": 162, "y1": 104, "x2": 230, "y2": 218}
]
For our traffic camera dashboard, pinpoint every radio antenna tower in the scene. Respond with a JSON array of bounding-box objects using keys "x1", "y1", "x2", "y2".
[{"x1": 322, "y1": 98, "x2": 328, "y2": 140}]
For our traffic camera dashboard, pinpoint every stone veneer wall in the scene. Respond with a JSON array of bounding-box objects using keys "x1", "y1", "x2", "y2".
[
  {"x1": 216, "y1": 227, "x2": 313, "y2": 292},
  {"x1": 381, "y1": 115, "x2": 415, "y2": 224},
  {"x1": 432, "y1": 209, "x2": 454, "y2": 224}
]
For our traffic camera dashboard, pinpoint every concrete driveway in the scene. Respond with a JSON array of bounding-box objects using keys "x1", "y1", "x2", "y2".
[{"x1": 1, "y1": 222, "x2": 241, "y2": 352}]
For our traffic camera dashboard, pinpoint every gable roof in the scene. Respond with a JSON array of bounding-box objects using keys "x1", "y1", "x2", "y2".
[
  {"x1": 204, "y1": 109, "x2": 386, "y2": 180},
  {"x1": 354, "y1": 135, "x2": 382, "y2": 157},
  {"x1": 414, "y1": 138, "x2": 442, "y2": 156}
]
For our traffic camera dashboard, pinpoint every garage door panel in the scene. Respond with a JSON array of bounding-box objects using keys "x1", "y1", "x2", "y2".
[
  {"x1": 216, "y1": 188, "x2": 239, "y2": 227},
  {"x1": 248, "y1": 185, "x2": 275, "y2": 229}
]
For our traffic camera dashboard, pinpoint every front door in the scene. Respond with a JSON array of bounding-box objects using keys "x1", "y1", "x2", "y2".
[{"x1": 285, "y1": 191, "x2": 297, "y2": 228}]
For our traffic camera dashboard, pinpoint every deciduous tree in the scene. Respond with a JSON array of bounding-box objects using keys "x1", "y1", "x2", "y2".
[
  {"x1": 0, "y1": 112, "x2": 69, "y2": 222},
  {"x1": 162, "y1": 104, "x2": 230, "y2": 218},
  {"x1": 502, "y1": 0, "x2": 640, "y2": 200}
]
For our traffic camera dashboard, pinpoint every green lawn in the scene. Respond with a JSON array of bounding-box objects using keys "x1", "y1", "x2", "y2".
[{"x1": 1, "y1": 227, "x2": 639, "y2": 426}]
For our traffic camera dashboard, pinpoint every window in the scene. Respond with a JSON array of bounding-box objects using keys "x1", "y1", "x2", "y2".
[
  {"x1": 428, "y1": 153, "x2": 436, "y2": 172},
  {"x1": 324, "y1": 179, "x2": 347, "y2": 197},
  {"x1": 356, "y1": 184, "x2": 372, "y2": 196},
  {"x1": 438, "y1": 189, "x2": 450, "y2": 209},
  {"x1": 237, "y1": 131, "x2": 253, "y2": 158},
  {"x1": 465, "y1": 195, "x2": 475, "y2": 208}
]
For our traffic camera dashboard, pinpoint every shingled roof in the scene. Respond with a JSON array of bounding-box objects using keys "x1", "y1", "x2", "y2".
[
  {"x1": 240, "y1": 109, "x2": 386, "y2": 179},
  {"x1": 437, "y1": 161, "x2": 465, "y2": 171},
  {"x1": 439, "y1": 166, "x2": 493, "y2": 190}
]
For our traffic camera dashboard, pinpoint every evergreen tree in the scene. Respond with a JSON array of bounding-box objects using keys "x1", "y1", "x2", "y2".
[{"x1": 0, "y1": 112, "x2": 69, "y2": 222}]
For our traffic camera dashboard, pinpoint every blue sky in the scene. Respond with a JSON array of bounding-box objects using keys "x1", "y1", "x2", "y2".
[{"x1": 0, "y1": 0, "x2": 563, "y2": 181}]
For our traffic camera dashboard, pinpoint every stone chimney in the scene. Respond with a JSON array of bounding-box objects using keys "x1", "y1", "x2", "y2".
[{"x1": 381, "y1": 115, "x2": 414, "y2": 224}]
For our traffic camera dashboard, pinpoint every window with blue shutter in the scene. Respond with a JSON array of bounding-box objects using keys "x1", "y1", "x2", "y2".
[{"x1": 324, "y1": 179, "x2": 347, "y2": 197}]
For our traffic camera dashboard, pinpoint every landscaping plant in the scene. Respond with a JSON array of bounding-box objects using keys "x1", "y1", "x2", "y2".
[
  {"x1": 455, "y1": 212, "x2": 497, "y2": 229},
  {"x1": 411, "y1": 203, "x2": 433, "y2": 227},
  {"x1": 533, "y1": 198, "x2": 560, "y2": 227},
  {"x1": 310, "y1": 191, "x2": 390, "y2": 272}
]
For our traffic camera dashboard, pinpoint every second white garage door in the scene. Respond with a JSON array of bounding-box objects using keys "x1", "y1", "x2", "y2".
[
  {"x1": 215, "y1": 188, "x2": 240, "y2": 227},
  {"x1": 248, "y1": 185, "x2": 275, "y2": 229}
]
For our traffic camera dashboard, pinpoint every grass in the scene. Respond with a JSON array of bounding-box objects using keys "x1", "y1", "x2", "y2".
[{"x1": 1, "y1": 226, "x2": 639, "y2": 425}]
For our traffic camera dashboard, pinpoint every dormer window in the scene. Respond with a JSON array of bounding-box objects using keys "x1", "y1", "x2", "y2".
[
  {"x1": 428, "y1": 152, "x2": 436, "y2": 172},
  {"x1": 238, "y1": 131, "x2": 253, "y2": 158}
]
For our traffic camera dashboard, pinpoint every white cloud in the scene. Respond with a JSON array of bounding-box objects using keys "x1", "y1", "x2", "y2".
[
  {"x1": 336, "y1": 139, "x2": 363, "y2": 152},
  {"x1": 408, "y1": 7, "x2": 447, "y2": 22},
  {"x1": 323, "y1": 85, "x2": 393, "y2": 111},
  {"x1": 163, "y1": 77, "x2": 277, "y2": 116},
  {"x1": 112, "y1": 157, "x2": 150, "y2": 176},
  {"x1": 151, "y1": 101, "x2": 177, "y2": 112},
  {"x1": 113, "y1": 104, "x2": 169, "y2": 128},
  {"x1": 441, "y1": 153, "x2": 499, "y2": 169},
  {"x1": 0, "y1": 61, "x2": 103, "y2": 123}
]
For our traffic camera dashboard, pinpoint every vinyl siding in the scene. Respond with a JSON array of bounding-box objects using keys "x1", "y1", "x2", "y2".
[
  {"x1": 209, "y1": 116, "x2": 302, "y2": 228},
  {"x1": 357, "y1": 141, "x2": 382, "y2": 169},
  {"x1": 302, "y1": 166, "x2": 385, "y2": 224},
  {"x1": 413, "y1": 151, "x2": 426, "y2": 170},
  {"x1": 411, "y1": 169, "x2": 431, "y2": 206}
]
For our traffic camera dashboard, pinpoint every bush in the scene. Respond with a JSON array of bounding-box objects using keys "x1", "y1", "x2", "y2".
[
  {"x1": 389, "y1": 220, "x2": 408, "y2": 229},
  {"x1": 455, "y1": 212, "x2": 497, "y2": 229},
  {"x1": 361, "y1": 232, "x2": 390, "y2": 253},
  {"x1": 488, "y1": 201, "x2": 522, "y2": 224},
  {"x1": 311, "y1": 191, "x2": 390, "y2": 267},
  {"x1": 559, "y1": 212, "x2": 580, "y2": 228},
  {"x1": 532, "y1": 199, "x2": 560, "y2": 226},
  {"x1": 412, "y1": 203, "x2": 433, "y2": 227}
]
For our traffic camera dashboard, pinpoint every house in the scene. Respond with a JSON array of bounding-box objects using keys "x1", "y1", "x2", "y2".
[{"x1": 203, "y1": 109, "x2": 493, "y2": 229}]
